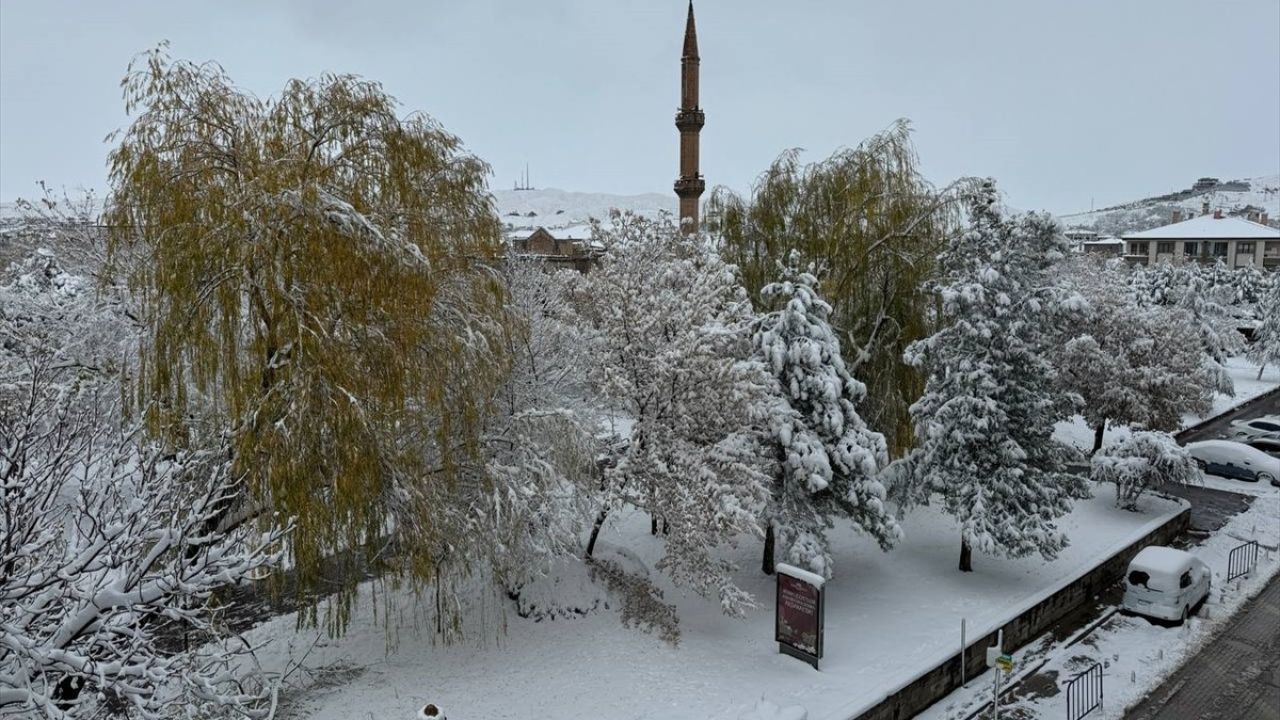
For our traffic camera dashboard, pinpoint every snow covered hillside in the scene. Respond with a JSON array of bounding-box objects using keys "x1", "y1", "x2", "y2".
[
  {"x1": 1059, "y1": 174, "x2": 1279, "y2": 236},
  {"x1": 493, "y1": 187, "x2": 677, "y2": 238}
]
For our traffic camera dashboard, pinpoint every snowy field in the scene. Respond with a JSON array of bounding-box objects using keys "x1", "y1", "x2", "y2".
[
  {"x1": 1054, "y1": 356, "x2": 1279, "y2": 452},
  {"x1": 917, "y1": 481, "x2": 1280, "y2": 720},
  {"x1": 246, "y1": 493, "x2": 1185, "y2": 720}
]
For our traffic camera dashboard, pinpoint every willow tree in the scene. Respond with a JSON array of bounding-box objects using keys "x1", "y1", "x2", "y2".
[
  {"x1": 104, "y1": 46, "x2": 512, "y2": 631},
  {"x1": 708, "y1": 121, "x2": 969, "y2": 454}
]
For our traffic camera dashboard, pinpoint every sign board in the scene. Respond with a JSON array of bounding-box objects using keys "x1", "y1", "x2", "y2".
[
  {"x1": 995, "y1": 654, "x2": 1014, "y2": 674},
  {"x1": 775, "y1": 563, "x2": 825, "y2": 670}
]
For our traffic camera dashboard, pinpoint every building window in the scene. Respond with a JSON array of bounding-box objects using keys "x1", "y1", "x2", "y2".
[
  {"x1": 1129, "y1": 241, "x2": 1149, "y2": 256},
  {"x1": 1183, "y1": 242, "x2": 1198, "y2": 256},
  {"x1": 1212, "y1": 242, "x2": 1228, "y2": 257},
  {"x1": 1265, "y1": 241, "x2": 1280, "y2": 257},
  {"x1": 1157, "y1": 241, "x2": 1175, "y2": 254},
  {"x1": 1237, "y1": 242, "x2": 1255, "y2": 255}
]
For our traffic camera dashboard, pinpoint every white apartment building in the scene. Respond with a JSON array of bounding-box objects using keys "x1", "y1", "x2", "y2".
[{"x1": 1123, "y1": 212, "x2": 1280, "y2": 270}]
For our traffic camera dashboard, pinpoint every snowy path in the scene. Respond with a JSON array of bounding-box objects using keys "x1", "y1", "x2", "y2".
[{"x1": 1124, "y1": 573, "x2": 1280, "y2": 720}]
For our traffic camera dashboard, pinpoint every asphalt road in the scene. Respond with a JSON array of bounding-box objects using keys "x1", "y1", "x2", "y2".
[
  {"x1": 1178, "y1": 387, "x2": 1280, "y2": 444},
  {"x1": 1125, "y1": 572, "x2": 1280, "y2": 720}
]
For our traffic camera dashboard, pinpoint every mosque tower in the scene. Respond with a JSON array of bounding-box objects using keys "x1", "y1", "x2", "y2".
[{"x1": 674, "y1": 1, "x2": 705, "y2": 232}]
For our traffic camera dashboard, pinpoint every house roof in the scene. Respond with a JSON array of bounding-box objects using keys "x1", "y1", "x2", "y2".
[{"x1": 1123, "y1": 215, "x2": 1280, "y2": 240}]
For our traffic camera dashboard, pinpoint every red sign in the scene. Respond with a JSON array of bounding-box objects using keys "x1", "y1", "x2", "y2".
[{"x1": 775, "y1": 567, "x2": 824, "y2": 667}]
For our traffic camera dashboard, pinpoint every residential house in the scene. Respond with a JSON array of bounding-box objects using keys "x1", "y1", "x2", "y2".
[{"x1": 1123, "y1": 211, "x2": 1280, "y2": 270}]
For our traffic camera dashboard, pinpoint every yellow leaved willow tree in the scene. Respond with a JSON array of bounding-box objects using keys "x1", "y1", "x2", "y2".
[
  {"x1": 707, "y1": 121, "x2": 972, "y2": 456},
  {"x1": 104, "y1": 46, "x2": 514, "y2": 632}
]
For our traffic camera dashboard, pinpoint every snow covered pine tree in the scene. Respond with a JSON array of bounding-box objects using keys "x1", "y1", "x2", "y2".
[
  {"x1": 754, "y1": 252, "x2": 901, "y2": 578},
  {"x1": 904, "y1": 181, "x2": 1087, "y2": 572}
]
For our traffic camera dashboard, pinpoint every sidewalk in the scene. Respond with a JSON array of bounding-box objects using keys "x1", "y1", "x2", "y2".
[{"x1": 1126, "y1": 574, "x2": 1280, "y2": 719}]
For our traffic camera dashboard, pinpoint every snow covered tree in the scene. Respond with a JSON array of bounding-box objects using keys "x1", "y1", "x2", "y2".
[
  {"x1": 1055, "y1": 260, "x2": 1215, "y2": 452},
  {"x1": 1, "y1": 249, "x2": 289, "y2": 718},
  {"x1": 1091, "y1": 431, "x2": 1200, "y2": 510},
  {"x1": 103, "y1": 46, "x2": 515, "y2": 628},
  {"x1": 903, "y1": 181, "x2": 1087, "y2": 573},
  {"x1": 469, "y1": 258, "x2": 602, "y2": 604},
  {"x1": 753, "y1": 252, "x2": 900, "y2": 578},
  {"x1": 1249, "y1": 279, "x2": 1280, "y2": 379},
  {"x1": 580, "y1": 211, "x2": 775, "y2": 615},
  {"x1": 709, "y1": 121, "x2": 972, "y2": 455},
  {"x1": 1128, "y1": 261, "x2": 1242, "y2": 396}
]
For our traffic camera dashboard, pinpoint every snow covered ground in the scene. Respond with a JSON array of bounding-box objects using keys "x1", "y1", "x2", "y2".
[
  {"x1": 1054, "y1": 356, "x2": 1279, "y2": 453},
  {"x1": 244, "y1": 492, "x2": 1184, "y2": 720},
  {"x1": 916, "y1": 481, "x2": 1280, "y2": 720}
]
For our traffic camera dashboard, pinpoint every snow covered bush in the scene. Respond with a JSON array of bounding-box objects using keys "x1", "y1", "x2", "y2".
[
  {"x1": 753, "y1": 253, "x2": 900, "y2": 578},
  {"x1": 1091, "y1": 431, "x2": 1200, "y2": 510},
  {"x1": 903, "y1": 181, "x2": 1087, "y2": 572},
  {"x1": 579, "y1": 211, "x2": 775, "y2": 616}
]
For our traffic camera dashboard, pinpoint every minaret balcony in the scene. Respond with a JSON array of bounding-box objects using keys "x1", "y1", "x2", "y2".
[
  {"x1": 674, "y1": 176, "x2": 706, "y2": 197},
  {"x1": 675, "y1": 109, "x2": 705, "y2": 132}
]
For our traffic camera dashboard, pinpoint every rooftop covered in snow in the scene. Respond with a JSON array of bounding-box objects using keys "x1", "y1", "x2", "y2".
[{"x1": 1122, "y1": 214, "x2": 1280, "y2": 240}]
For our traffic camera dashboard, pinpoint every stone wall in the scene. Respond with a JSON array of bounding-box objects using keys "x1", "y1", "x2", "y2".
[{"x1": 851, "y1": 503, "x2": 1190, "y2": 720}]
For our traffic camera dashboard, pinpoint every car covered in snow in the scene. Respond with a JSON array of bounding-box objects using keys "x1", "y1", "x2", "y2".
[
  {"x1": 1246, "y1": 437, "x2": 1280, "y2": 462},
  {"x1": 1227, "y1": 416, "x2": 1280, "y2": 442},
  {"x1": 1122, "y1": 546, "x2": 1210, "y2": 624},
  {"x1": 1185, "y1": 439, "x2": 1279, "y2": 484}
]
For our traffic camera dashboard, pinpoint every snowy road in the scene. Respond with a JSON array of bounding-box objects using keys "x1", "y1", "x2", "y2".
[
  {"x1": 1125, "y1": 572, "x2": 1280, "y2": 720},
  {"x1": 1178, "y1": 386, "x2": 1280, "y2": 444}
]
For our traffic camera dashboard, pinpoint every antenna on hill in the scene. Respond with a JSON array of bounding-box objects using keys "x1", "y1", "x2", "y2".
[{"x1": 515, "y1": 163, "x2": 534, "y2": 192}]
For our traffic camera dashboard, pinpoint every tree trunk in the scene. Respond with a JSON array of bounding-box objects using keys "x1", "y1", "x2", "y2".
[
  {"x1": 1259, "y1": 364, "x2": 1267, "y2": 381},
  {"x1": 650, "y1": 515, "x2": 658, "y2": 536},
  {"x1": 1091, "y1": 418, "x2": 1107, "y2": 455},
  {"x1": 585, "y1": 508, "x2": 609, "y2": 559},
  {"x1": 959, "y1": 536, "x2": 973, "y2": 572},
  {"x1": 762, "y1": 521, "x2": 776, "y2": 575}
]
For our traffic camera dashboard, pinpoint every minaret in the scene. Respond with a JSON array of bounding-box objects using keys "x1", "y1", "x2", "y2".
[{"x1": 674, "y1": 0, "x2": 705, "y2": 233}]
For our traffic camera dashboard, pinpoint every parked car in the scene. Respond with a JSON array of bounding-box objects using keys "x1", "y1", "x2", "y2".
[
  {"x1": 1122, "y1": 546, "x2": 1211, "y2": 625},
  {"x1": 1247, "y1": 437, "x2": 1280, "y2": 460},
  {"x1": 1185, "y1": 440, "x2": 1279, "y2": 484},
  {"x1": 1227, "y1": 416, "x2": 1280, "y2": 442}
]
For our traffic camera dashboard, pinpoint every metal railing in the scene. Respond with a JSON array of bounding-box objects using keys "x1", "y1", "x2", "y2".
[
  {"x1": 1227, "y1": 540, "x2": 1259, "y2": 583},
  {"x1": 1066, "y1": 662, "x2": 1103, "y2": 720}
]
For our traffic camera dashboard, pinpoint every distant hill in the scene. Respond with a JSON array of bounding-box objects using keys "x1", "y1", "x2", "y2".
[
  {"x1": 492, "y1": 188, "x2": 676, "y2": 239},
  {"x1": 1058, "y1": 174, "x2": 1279, "y2": 236}
]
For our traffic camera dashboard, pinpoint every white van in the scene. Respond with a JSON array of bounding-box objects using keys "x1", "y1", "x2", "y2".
[{"x1": 1121, "y1": 546, "x2": 1210, "y2": 625}]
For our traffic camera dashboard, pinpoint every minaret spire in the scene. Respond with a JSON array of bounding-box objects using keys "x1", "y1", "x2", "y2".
[{"x1": 674, "y1": 0, "x2": 705, "y2": 233}]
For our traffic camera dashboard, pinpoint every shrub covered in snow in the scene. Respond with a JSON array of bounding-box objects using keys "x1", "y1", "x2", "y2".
[{"x1": 1091, "y1": 431, "x2": 1200, "y2": 510}]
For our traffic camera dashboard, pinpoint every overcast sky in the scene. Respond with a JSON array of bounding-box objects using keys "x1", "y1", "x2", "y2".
[{"x1": 2, "y1": 0, "x2": 1278, "y2": 214}]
